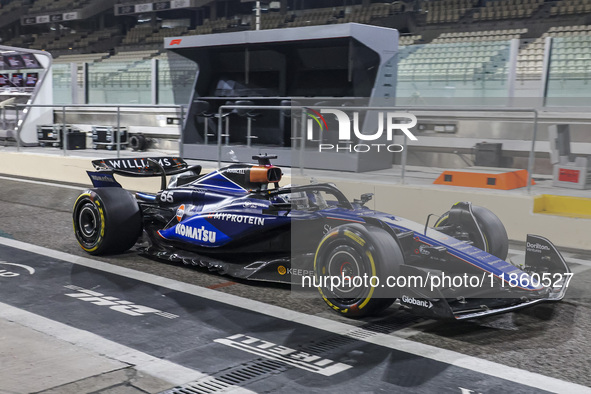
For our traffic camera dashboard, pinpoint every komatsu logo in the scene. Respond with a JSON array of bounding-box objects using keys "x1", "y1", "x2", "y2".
[
  {"x1": 175, "y1": 224, "x2": 217, "y2": 243},
  {"x1": 401, "y1": 295, "x2": 433, "y2": 309}
]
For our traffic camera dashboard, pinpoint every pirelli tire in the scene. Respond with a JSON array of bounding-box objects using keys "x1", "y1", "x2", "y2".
[
  {"x1": 314, "y1": 224, "x2": 402, "y2": 318},
  {"x1": 73, "y1": 188, "x2": 142, "y2": 255},
  {"x1": 435, "y1": 205, "x2": 509, "y2": 261}
]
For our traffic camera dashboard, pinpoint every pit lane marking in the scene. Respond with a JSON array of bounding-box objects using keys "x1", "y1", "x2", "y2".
[
  {"x1": 0, "y1": 302, "x2": 232, "y2": 390},
  {"x1": 0, "y1": 237, "x2": 589, "y2": 394}
]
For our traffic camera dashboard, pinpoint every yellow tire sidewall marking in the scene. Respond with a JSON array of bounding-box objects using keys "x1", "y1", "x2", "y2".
[
  {"x1": 434, "y1": 214, "x2": 449, "y2": 227},
  {"x1": 314, "y1": 226, "x2": 377, "y2": 313},
  {"x1": 358, "y1": 250, "x2": 376, "y2": 310},
  {"x1": 73, "y1": 192, "x2": 104, "y2": 253}
]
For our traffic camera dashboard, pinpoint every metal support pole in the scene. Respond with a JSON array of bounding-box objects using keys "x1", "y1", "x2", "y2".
[
  {"x1": 70, "y1": 62, "x2": 78, "y2": 104},
  {"x1": 116, "y1": 106, "x2": 121, "y2": 158},
  {"x1": 292, "y1": 116, "x2": 297, "y2": 151},
  {"x1": 247, "y1": 117, "x2": 252, "y2": 147},
  {"x1": 151, "y1": 58, "x2": 159, "y2": 106},
  {"x1": 401, "y1": 134, "x2": 407, "y2": 184},
  {"x1": 526, "y1": 110, "x2": 538, "y2": 194},
  {"x1": 506, "y1": 39, "x2": 519, "y2": 105},
  {"x1": 541, "y1": 37, "x2": 553, "y2": 107},
  {"x1": 217, "y1": 109, "x2": 223, "y2": 168},
  {"x1": 62, "y1": 106, "x2": 67, "y2": 156},
  {"x1": 179, "y1": 105, "x2": 185, "y2": 158},
  {"x1": 15, "y1": 106, "x2": 20, "y2": 152},
  {"x1": 83, "y1": 63, "x2": 89, "y2": 104},
  {"x1": 299, "y1": 108, "x2": 306, "y2": 175},
  {"x1": 225, "y1": 117, "x2": 230, "y2": 146},
  {"x1": 255, "y1": 1, "x2": 261, "y2": 30},
  {"x1": 204, "y1": 117, "x2": 209, "y2": 145}
]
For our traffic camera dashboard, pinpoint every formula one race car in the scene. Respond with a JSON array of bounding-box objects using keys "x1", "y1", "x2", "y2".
[{"x1": 73, "y1": 155, "x2": 571, "y2": 319}]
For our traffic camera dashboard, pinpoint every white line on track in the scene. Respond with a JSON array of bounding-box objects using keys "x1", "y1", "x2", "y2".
[
  {"x1": 0, "y1": 302, "x2": 256, "y2": 391},
  {"x1": 0, "y1": 175, "x2": 85, "y2": 191},
  {"x1": 0, "y1": 237, "x2": 589, "y2": 394}
]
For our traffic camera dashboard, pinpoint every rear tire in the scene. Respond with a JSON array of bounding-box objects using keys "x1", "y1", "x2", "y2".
[
  {"x1": 435, "y1": 205, "x2": 508, "y2": 260},
  {"x1": 73, "y1": 188, "x2": 142, "y2": 255},
  {"x1": 314, "y1": 224, "x2": 403, "y2": 318}
]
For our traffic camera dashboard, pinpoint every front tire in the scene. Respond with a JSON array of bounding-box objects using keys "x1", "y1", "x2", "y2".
[
  {"x1": 435, "y1": 205, "x2": 508, "y2": 260},
  {"x1": 73, "y1": 188, "x2": 142, "y2": 255},
  {"x1": 314, "y1": 224, "x2": 403, "y2": 318}
]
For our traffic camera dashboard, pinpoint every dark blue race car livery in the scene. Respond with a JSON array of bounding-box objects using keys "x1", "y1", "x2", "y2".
[{"x1": 73, "y1": 155, "x2": 571, "y2": 319}]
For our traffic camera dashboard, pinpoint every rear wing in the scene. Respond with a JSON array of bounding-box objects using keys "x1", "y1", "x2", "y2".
[{"x1": 89, "y1": 157, "x2": 201, "y2": 189}]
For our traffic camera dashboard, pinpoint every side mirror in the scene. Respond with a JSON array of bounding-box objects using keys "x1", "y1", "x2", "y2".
[{"x1": 355, "y1": 193, "x2": 373, "y2": 206}]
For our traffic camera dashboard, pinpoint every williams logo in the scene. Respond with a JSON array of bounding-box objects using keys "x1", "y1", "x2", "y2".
[
  {"x1": 104, "y1": 157, "x2": 175, "y2": 170},
  {"x1": 214, "y1": 334, "x2": 352, "y2": 376}
]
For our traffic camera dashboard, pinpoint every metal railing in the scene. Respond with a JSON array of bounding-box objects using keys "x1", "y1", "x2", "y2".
[
  {"x1": 215, "y1": 104, "x2": 540, "y2": 192},
  {"x1": 9, "y1": 102, "x2": 588, "y2": 195},
  {"x1": 12, "y1": 104, "x2": 185, "y2": 158}
]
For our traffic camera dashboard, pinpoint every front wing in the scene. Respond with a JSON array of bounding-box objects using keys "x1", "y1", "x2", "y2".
[{"x1": 397, "y1": 234, "x2": 571, "y2": 320}]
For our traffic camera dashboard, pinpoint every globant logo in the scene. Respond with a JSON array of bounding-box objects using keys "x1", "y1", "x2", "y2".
[
  {"x1": 401, "y1": 295, "x2": 433, "y2": 309},
  {"x1": 306, "y1": 108, "x2": 418, "y2": 153}
]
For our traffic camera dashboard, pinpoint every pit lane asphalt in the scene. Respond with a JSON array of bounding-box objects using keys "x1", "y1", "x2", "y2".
[{"x1": 1, "y1": 175, "x2": 591, "y2": 389}]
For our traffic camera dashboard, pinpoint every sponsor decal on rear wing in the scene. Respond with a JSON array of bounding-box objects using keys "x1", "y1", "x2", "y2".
[
  {"x1": 91, "y1": 157, "x2": 189, "y2": 176},
  {"x1": 89, "y1": 157, "x2": 202, "y2": 190},
  {"x1": 87, "y1": 171, "x2": 122, "y2": 188}
]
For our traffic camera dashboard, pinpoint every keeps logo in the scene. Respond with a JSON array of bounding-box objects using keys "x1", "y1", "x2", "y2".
[{"x1": 214, "y1": 334, "x2": 352, "y2": 376}]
